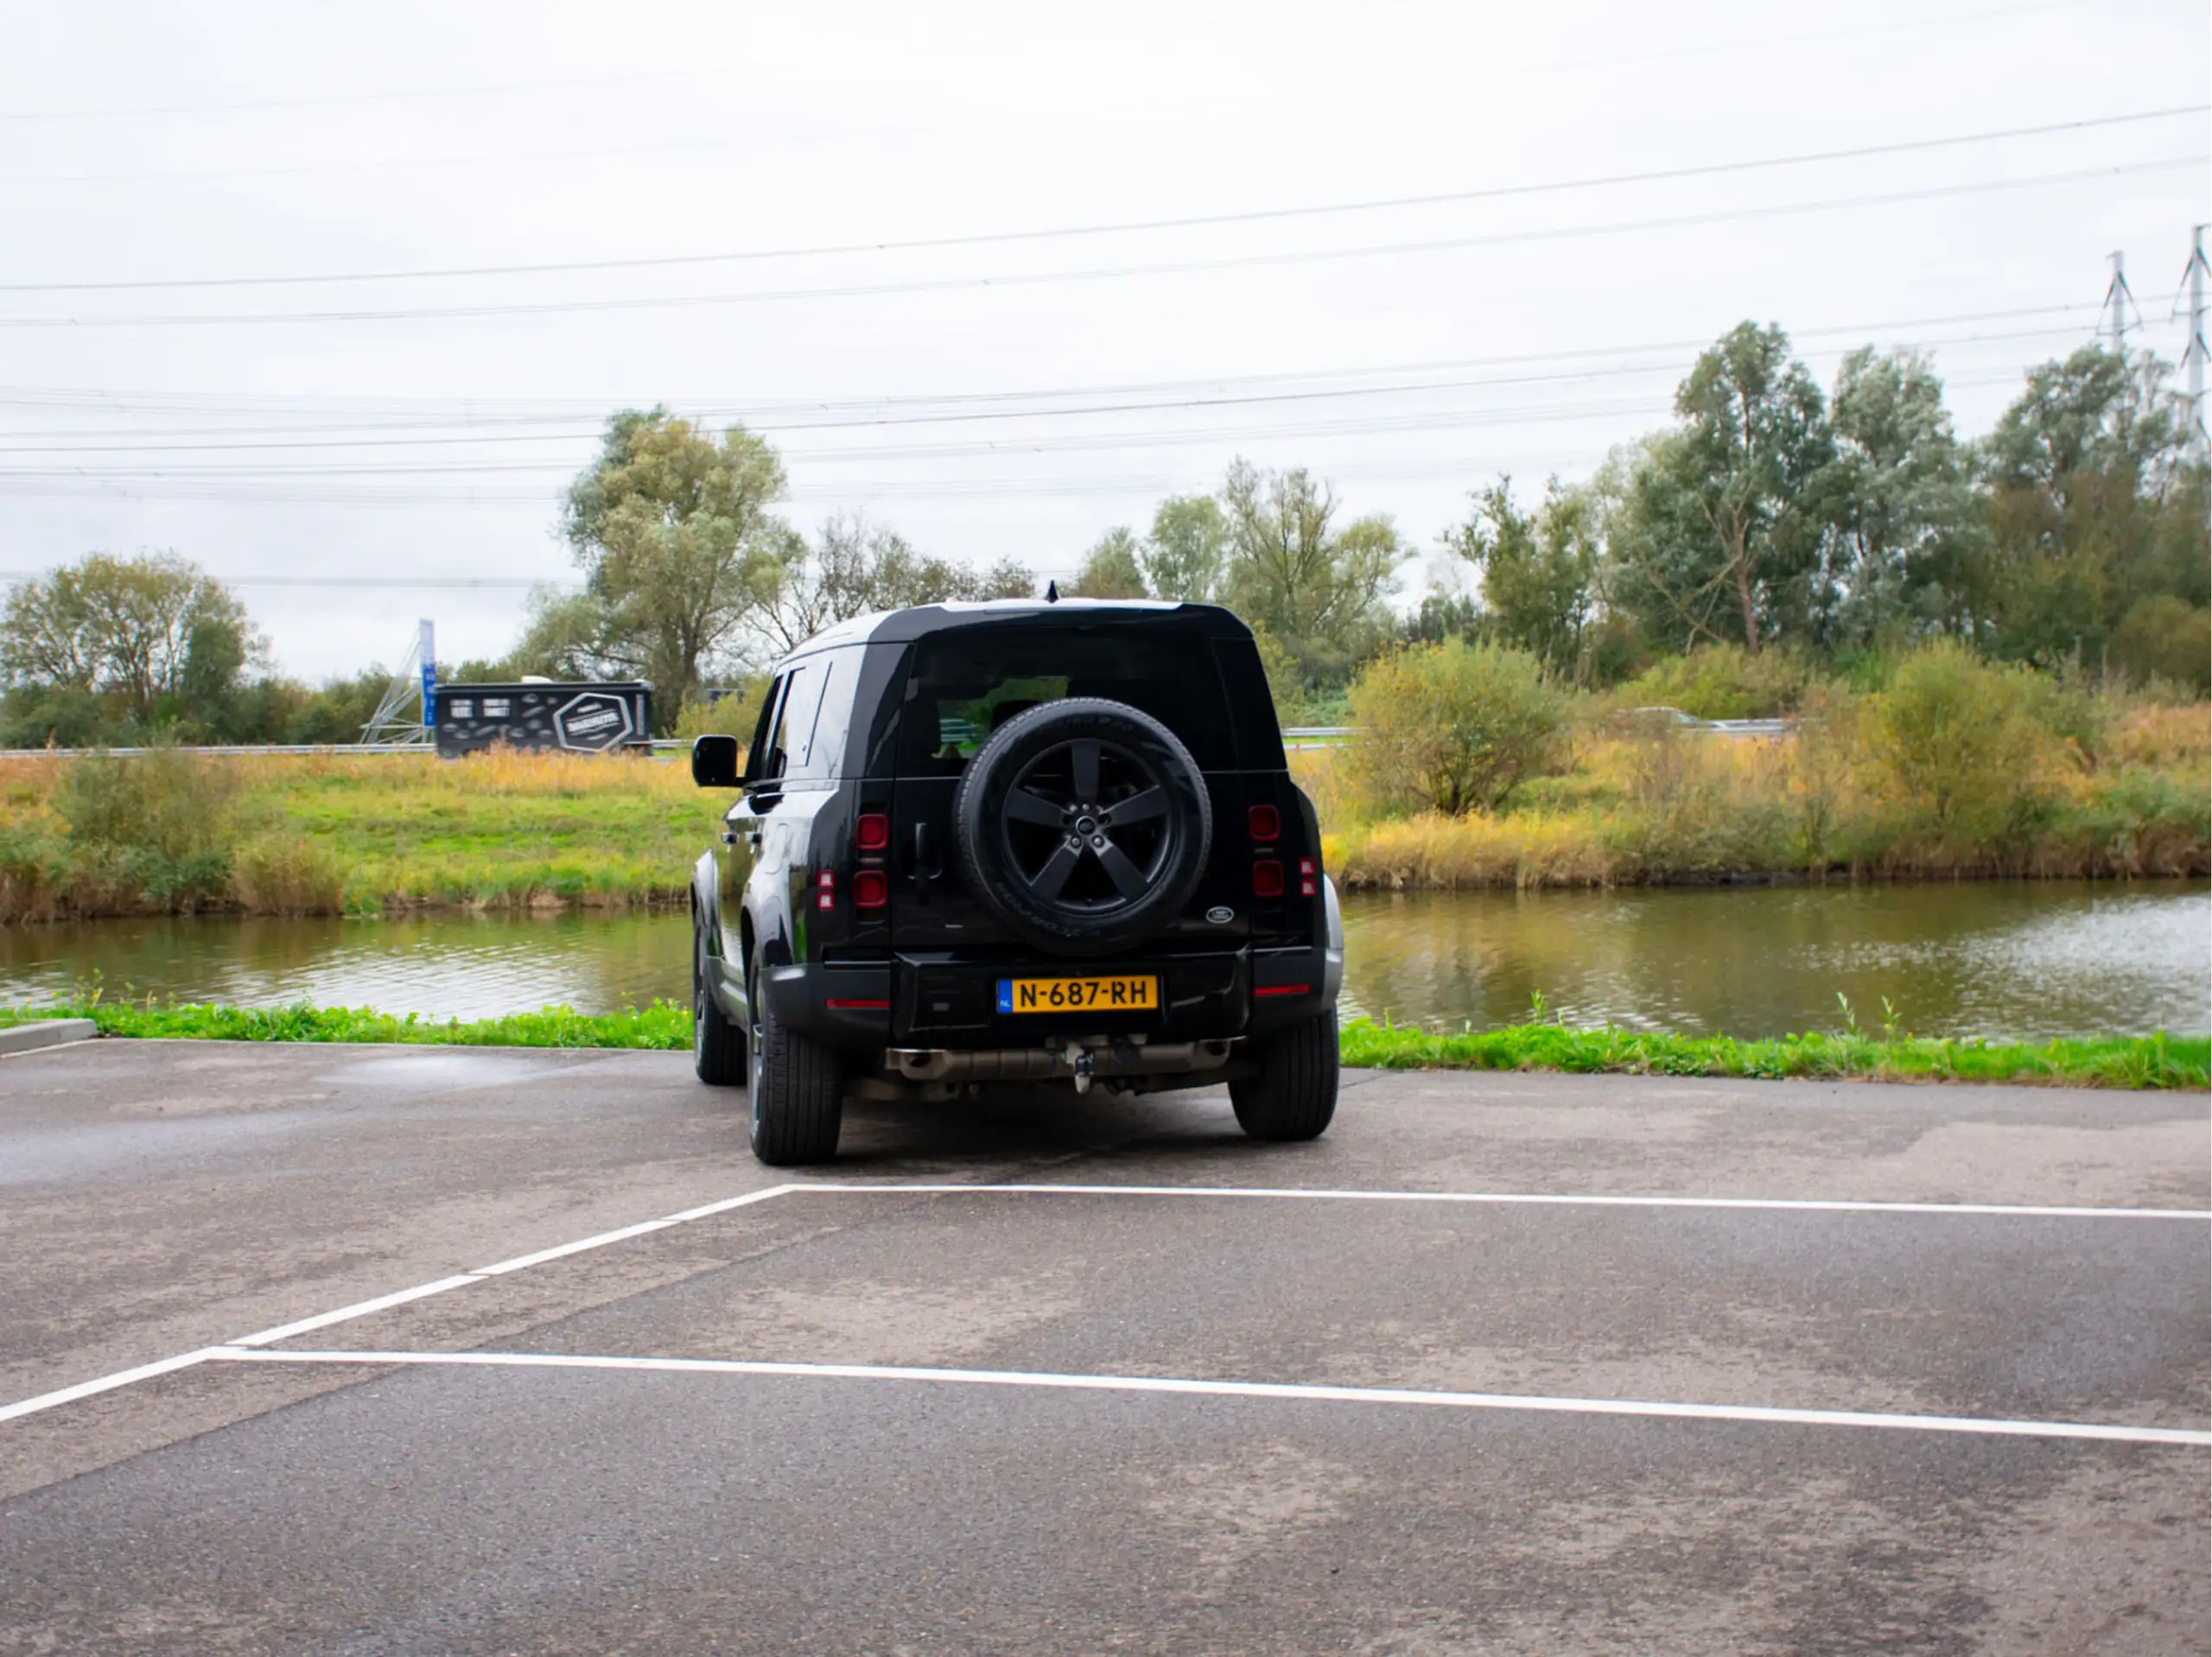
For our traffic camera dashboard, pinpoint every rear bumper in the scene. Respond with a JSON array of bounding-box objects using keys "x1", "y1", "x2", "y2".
[{"x1": 762, "y1": 940, "x2": 1337, "y2": 1055}]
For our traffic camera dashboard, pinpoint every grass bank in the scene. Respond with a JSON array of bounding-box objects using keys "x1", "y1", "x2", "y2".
[
  {"x1": 1305, "y1": 700, "x2": 2209, "y2": 891},
  {"x1": 2, "y1": 682, "x2": 2205, "y2": 925},
  {"x1": 1, "y1": 747, "x2": 716, "y2": 923},
  {"x1": 4, "y1": 1002, "x2": 2202, "y2": 1089}
]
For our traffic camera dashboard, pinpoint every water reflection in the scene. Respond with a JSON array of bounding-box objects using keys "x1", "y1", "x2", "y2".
[
  {"x1": 0, "y1": 911, "x2": 686, "y2": 1025},
  {"x1": 1338, "y1": 882, "x2": 2210, "y2": 1041},
  {"x1": 1, "y1": 882, "x2": 2203, "y2": 1040}
]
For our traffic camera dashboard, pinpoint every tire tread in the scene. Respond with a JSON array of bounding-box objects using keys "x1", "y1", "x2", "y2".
[
  {"x1": 694, "y1": 926, "x2": 747, "y2": 1086},
  {"x1": 752, "y1": 998, "x2": 843, "y2": 1165},
  {"x1": 1229, "y1": 1010, "x2": 1339, "y2": 1141}
]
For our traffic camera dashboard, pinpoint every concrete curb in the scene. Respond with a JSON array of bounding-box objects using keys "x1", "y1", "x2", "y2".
[{"x1": 0, "y1": 1019, "x2": 99, "y2": 1057}]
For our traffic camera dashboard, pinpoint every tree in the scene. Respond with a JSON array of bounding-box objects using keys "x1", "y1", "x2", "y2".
[
  {"x1": 1068, "y1": 528, "x2": 1150, "y2": 598},
  {"x1": 1441, "y1": 476, "x2": 1599, "y2": 678},
  {"x1": 755, "y1": 513, "x2": 906, "y2": 656},
  {"x1": 0, "y1": 551, "x2": 259, "y2": 725},
  {"x1": 1974, "y1": 347, "x2": 2208, "y2": 674},
  {"x1": 1142, "y1": 494, "x2": 1229, "y2": 600},
  {"x1": 749, "y1": 512, "x2": 1038, "y2": 658},
  {"x1": 1820, "y1": 347, "x2": 1979, "y2": 647},
  {"x1": 1346, "y1": 639, "x2": 1565, "y2": 815},
  {"x1": 1608, "y1": 324, "x2": 1834, "y2": 655},
  {"x1": 554, "y1": 409, "x2": 793, "y2": 721},
  {"x1": 1217, "y1": 460, "x2": 1402, "y2": 681}
]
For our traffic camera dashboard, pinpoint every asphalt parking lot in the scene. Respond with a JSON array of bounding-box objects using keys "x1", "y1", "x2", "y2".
[{"x1": 2, "y1": 1038, "x2": 2206, "y2": 1655}]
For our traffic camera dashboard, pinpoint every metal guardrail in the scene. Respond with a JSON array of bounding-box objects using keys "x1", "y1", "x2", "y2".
[
  {"x1": 0, "y1": 742, "x2": 436, "y2": 759},
  {"x1": 3, "y1": 715, "x2": 1789, "y2": 761},
  {"x1": 1618, "y1": 708, "x2": 1793, "y2": 738}
]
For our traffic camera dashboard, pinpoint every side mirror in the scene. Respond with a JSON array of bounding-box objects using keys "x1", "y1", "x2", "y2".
[{"x1": 690, "y1": 734, "x2": 742, "y2": 790}]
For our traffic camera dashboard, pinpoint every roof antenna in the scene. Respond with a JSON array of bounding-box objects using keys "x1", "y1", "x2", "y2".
[{"x1": 1045, "y1": 580, "x2": 1060, "y2": 602}]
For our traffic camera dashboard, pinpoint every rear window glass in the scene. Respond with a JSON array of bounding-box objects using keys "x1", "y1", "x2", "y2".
[{"x1": 898, "y1": 625, "x2": 1237, "y2": 774}]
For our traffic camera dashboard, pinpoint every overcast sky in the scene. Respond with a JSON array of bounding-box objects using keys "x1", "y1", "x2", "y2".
[{"x1": 3, "y1": 0, "x2": 2205, "y2": 680}]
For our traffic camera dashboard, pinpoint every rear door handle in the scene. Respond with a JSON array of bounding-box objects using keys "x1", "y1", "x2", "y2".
[{"x1": 913, "y1": 821, "x2": 940, "y2": 882}]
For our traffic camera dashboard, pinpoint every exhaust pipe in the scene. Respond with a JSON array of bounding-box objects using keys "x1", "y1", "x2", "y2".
[{"x1": 884, "y1": 1038, "x2": 1234, "y2": 1089}]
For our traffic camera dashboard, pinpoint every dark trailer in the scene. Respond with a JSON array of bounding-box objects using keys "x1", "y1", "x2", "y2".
[{"x1": 434, "y1": 681, "x2": 652, "y2": 758}]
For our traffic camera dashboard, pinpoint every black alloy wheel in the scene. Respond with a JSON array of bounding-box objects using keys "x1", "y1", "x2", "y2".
[
  {"x1": 954, "y1": 697, "x2": 1211, "y2": 955},
  {"x1": 1006, "y1": 738, "x2": 1170, "y2": 907}
]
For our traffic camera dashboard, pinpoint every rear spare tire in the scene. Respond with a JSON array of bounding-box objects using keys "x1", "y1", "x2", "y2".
[
  {"x1": 952, "y1": 697, "x2": 1211, "y2": 957},
  {"x1": 1230, "y1": 1010, "x2": 1339, "y2": 1142}
]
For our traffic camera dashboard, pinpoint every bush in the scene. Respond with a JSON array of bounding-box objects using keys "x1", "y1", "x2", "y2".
[
  {"x1": 230, "y1": 832, "x2": 344, "y2": 915},
  {"x1": 672, "y1": 683, "x2": 763, "y2": 746},
  {"x1": 48, "y1": 746, "x2": 238, "y2": 908},
  {"x1": 2108, "y1": 703, "x2": 2211, "y2": 771},
  {"x1": 1860, "y1": 643, "x2": 2056, "y2": 856},
  {"x1": 2112, "y1": 595, "x2": 2211, "y2": 695},
  {"x1": 1347, "y1": 640, "x2": 1566, "y2": 815},
  {"x1": 1615, "y1": 644, "x2": 1813, "y2": 721}
]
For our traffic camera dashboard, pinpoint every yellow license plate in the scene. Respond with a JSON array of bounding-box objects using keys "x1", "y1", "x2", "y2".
[{"x1": 996, "y1": 975, "x2": 1159, "y2": 1014}]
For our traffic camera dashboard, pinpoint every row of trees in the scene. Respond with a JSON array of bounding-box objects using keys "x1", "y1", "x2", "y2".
[
  {"x1": 1433, "y1": 333, "x2": 2209, "y2": 692},
  {"x1": 0, "y1": 553, "x2": 276, "y2": 746},
  {"x1": 1063, "y1": 459, "x2": 1404, "y2": 688},
  {"x1": 3, "y1": 326, "x2": 2204, "y2": 746},
  {"x1": 511, "y1": 409, "x2": 1037, "y2": 713},
  {"x1": 1063, "y1": 332, "x2": 2206, "y2": 702}
]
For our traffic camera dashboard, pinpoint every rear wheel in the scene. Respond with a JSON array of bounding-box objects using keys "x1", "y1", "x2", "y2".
[
  {"x1": 693, "y1": 920, "x2": 746, "y2": 1086},
  {"x1": 1230, "y1": 1010, "x2": 1339, "y2": 1142},
  {"x1": 747, "y1": 974, "x2": 844, "y2": 1165}
]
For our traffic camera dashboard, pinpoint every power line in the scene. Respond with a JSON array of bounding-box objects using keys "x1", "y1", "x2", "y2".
[
  {"x1": 0, "y1": 363, "x2": 2055, "y2": 492},
  {"x1": 5, "y1": 106, "x2": 2198, "y2": 291},
  {"x1": 0, "y1": 300, "x2": 2111, "y2": 429},
  {"x1": 4, "y1": 157, "x2": 2200, "y2": 331},
  {"x1": 0, "y1": 320, "x2": 2107, "y2": 457}
]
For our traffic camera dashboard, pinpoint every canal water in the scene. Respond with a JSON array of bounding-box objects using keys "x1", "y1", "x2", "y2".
[{"x1": 3, "y1": 881, "x2": 2203, "y2": 1041}]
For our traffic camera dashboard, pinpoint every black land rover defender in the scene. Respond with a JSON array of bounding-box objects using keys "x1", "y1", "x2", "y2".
[{"x1": 688, "y1": 598, "x2": 1344, "y2": 1165}]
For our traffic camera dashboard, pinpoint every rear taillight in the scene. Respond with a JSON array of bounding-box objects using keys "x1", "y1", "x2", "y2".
[
  {"x1": 853, "y1": 869, "x2": 888, "y2": 909},
  {"x1": 1252, "y1": 860, "x2": 1284, "y2": 898},
  {"x1": 814, "y1": 870, "x2": 835, "y2": 911},
  {"x1": 855, "y1": 812, "x2": 890, "y2": 853},
  {"x1": 1298, "y1": 856, "x2": 1317, "y2": 897},
  {"x1": 1247, "y1": 803, "x2": 1280, "y2": 842}
]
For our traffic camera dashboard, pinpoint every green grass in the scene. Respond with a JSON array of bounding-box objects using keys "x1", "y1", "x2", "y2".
[
  {"x1": 1, "y1": 748, "x2": 721, "y2": 922},
  {"x1": 5, "y1": 1001, "x2": 2203, "y2": 1089},
  {"x1": 1, "y1": 1000, "x2": 691, "y2": 1050},
  {"x1": 1337, "y1": 1016, "x2": 2209, "y2": 1089}
]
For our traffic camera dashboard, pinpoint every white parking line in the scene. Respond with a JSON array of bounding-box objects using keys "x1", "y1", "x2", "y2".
[
  {"x1": 804, "y1": 1181, "x2": 2212, "y2": 1220},
  {"x1": 227, "y1": 1275, "x2": 486, "y2": 1348},
  {"x1": 0, "y1": 1349, "x2": 232, "y2": 1427},
  {"x1": 207, "y1": 1346, "x2": 2212, "y2": 1448},
  {"x1": 4, "y1": 1176, "x2": 2204, "y2": 1428},
  {"x1": 0, "y1": 1185, "x2": 799, "y2": 1425}
]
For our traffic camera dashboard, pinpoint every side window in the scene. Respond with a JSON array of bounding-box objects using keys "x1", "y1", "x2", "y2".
[
  {"x1": 788, "y1": 647, "x2": 861, "y2": 781},
  {"x1": 772, "y1": 665, "x2": 826, "y2": 781},
  {"x1": 743, "y1": 674, "x2": 789, "y2": 786}
]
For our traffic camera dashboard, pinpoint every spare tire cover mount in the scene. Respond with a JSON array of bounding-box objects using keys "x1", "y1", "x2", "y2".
[{"x1": 952, "y1": 697, "x2": 1212, "y2": 956}]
